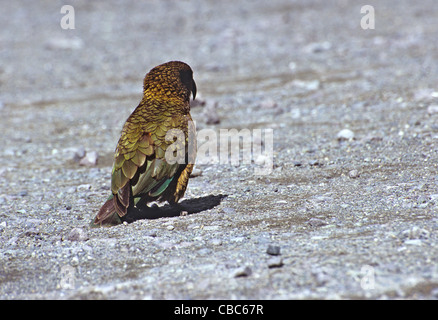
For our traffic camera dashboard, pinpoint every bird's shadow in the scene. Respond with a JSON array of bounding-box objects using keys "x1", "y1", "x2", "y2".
[{"x1": 121, "y1": 194, "x2": 228, "y2": 224}]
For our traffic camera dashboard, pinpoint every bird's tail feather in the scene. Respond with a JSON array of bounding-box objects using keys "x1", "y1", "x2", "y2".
[{"x1": 90, "y1": 196, "x2": 122, "y2": 227}]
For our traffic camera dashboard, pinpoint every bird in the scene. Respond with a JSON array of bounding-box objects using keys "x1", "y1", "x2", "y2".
[{"x1": 91, "y1": 61, "x2": 197, "y2": 227}]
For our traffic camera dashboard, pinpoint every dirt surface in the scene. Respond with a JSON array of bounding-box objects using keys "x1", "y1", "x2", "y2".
[{"x1": 1, "y1": 0, "x2": 438, "y2": 299}]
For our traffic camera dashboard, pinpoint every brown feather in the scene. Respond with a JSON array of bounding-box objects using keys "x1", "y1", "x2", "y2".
[{"x1": 93, "y1": 198, "x2": 122, "y2": 227}]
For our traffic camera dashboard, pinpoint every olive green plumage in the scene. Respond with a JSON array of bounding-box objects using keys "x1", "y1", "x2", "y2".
[{"x1": 92, "y1": 61, "x2": 197, "y2": 227}]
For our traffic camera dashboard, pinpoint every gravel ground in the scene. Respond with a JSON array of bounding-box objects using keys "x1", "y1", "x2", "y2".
[{"x1": 1, "y1": 0, "x2": 438, "y2": 299}]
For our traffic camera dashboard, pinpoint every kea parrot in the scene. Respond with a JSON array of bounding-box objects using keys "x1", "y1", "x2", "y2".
[{"x1": 92, "y1": 61, "x2": 197, "y2": 227}]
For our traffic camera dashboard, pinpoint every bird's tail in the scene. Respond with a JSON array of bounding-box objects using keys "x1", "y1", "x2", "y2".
[{"x1": 90, "y1": 195, "x2": 122, "y2": 227}]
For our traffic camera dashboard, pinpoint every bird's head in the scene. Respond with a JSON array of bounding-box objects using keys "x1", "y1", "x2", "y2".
[{"x1": 143, "y1": 61, "x2": 197, "y2": 106}]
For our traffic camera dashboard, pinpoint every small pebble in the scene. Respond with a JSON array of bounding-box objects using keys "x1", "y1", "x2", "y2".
[
  {"x1": 308, "y1": 218, "x2": 327, "y2": 227},
  {"x1": 70, "y1": 256, "x2": 80, "y2": 266},
  {"x1": 255, "y1": 154, "x2": 269, "y2": 166},
  {"x1": 348, "y1": 169, "x2": 360, "y2": 178},
  {"x1": 63, "y1": 146, "x2": 85, "y2": 162},
  {"x1": 266, "y1": 245, "x2": 281, "y2": 256},
  {"x1": 190, "y1": 168, "x2": 202, "y2": 177},
  {"x1": 41, "y1": 204, "x2": 51, "y2": 211},
  {"x1": 337, "y1": 129, "x2": 355, "y2": 141},
  {"x1": 66, "y1": 187, "x2": 76, "y2": 193},
  {"x1": 308, "y1": 159, "x2": 321, "y2": 166},
  {"x1": 166, "y1": 225, "x2": 175, "y2": 231},
  {"x1": 209, "y1": 238, "x2": 223, "y2": 246},
  {"x1": 77, "y1": 184, "x2": 92, "y2": 191},
  {"x1": 303, "y1": 41, "x2": 332, "y2": 53},
  {"x1": 197, "y1": 248, "x2": 211, "y2": 255},
  {"x1": 7, "y1": 236, "x2": 19, "y2": 246},
  {"x1": 427, "y1": 105, "x2": 438, "y2": 115},
  {"x1": 267, "y1": 257, "x2": 284, "y2": 269},
  {"x1": 233, "y1": 266, "x2": 252, "y2": 278},
  {"x1": 146, "y1": 229, "x2": 158, "y2": 237},
  {"x1": 404, "y1": 239, "x2": 422, "y2": 246},
  {"x1": 79, "y1": 151, "x2": 99, "y2": 167},
  {"x1": 67, "y1": 228, "x2": 89, "y2": 241}
]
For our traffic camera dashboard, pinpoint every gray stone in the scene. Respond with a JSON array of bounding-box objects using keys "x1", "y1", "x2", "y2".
[
  {"x1": 67, "y1": 228, "x2": 89, "y2": 241},
  {"x1": 233, "y1": 266, "x2": 252, "y2": 278},
  {"x1": 79, "y1": 151, "x2": 99, "y2": 167},
  {"x1": 267, "y1": 257, "x2": 284, "y2": 269},
  {"x1": 266, "y1": 245, "x2": 281, "y2": 256}
]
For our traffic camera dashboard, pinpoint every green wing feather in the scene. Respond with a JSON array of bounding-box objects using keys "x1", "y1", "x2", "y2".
[{"x1": 111, "y1": 114, "x2": 184, "y2": 211}]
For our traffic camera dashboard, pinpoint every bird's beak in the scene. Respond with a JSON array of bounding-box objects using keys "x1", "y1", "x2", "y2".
[{"x1": 192, "y1": 79, "x2": 197, "y2": 100}]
